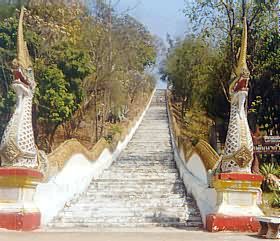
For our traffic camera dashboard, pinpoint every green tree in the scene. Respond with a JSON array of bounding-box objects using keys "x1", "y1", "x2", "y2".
[
  {"x1": 35, "y1": 62, "x2": 75, "y2": 151},
  {"x1": 184, "y1": 0, "x2": 279, "y2": 145},
  {"x1": 0, "y1": 12, "x2": 17, "y2": 136},
  {"x1": 161, "y1": 37, "x2": 224, "y2": 116},
  {"x1": 0, "y1": 1, "x2": 157, "y2": 151}
]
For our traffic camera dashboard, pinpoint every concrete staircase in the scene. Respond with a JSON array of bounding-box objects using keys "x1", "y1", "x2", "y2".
[{"x1": 49, "y1": 90, "x2": 202, "y2": 229}]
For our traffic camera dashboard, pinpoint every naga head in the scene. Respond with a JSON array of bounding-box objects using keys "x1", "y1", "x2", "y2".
[
  {"x1": 229, "y1": 17, "x2": 250, "y2": 103},
  {"x1": 12, "y1": 7, "x2": 36, "y2": 97}
]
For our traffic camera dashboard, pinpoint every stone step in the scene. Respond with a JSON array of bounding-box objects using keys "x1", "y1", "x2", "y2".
[
  {"x1": 130, "y1": 137, "x2": 170, "y2": 140},
  {"x1": 107, "y1": 167, "x2": 179, "y2": 173},
  {"x1": 128, "y1": 139, "x2": 170, "y2": 142},
  {"x1": 82, "y1": 192, "x2": 186, "y2": 200},
  {"x1": 55, "y1": 218, "x2": 190, "y2": 225},
  {"x1": 129, "y1": 139, "x2": 170, "y2": 142},
  {"x1": 49, "y1": 221, "x2": 198, "y2": 229},
  {"x1": 54, "y1": 215, "x2": 188, "y2": 224},
  {"x1": 133, "y1": 132, "x2": 170, "y2": 135},
  {"x1": 55, "y1": 214, "x2": 202, "y2": 223},
  {"x1": 112, "y1": 163, "x2": 176, "y2": 168},
  {"x1": 65, "y1": 199, "x2": 187, "y2": 208},
  {"x1": 87, "y1": 189, "x2": 184, "y2": 195},
  {"x1": 136, "y1": 127, "x2": 169, "y2": 129},
  {"x1": 122, "y1": 150, "x2": 173, "y2": 154},
  {"x1": 101, "y1": 172, "x2": 179, "y2": 177},
  {"x1": 117, "y1": 155, "x2": 174, "y2": 161},
  {"x1": 117, "y1": 154, "x2": 174, "y2": 160},
  {"x1": 90, "y1": 179, "x2": 183, "y2": 185},
  {"x1": 121, "y1": 150, "x2": 173, "y2": 154},
  {"x1": 98, "y1": 176, "x2": 180, "y2": 181},
  {"x1": 51, "y1": 217, "x2": 202, "y2": 227},
  {"x1": 100, "y1": 172, "x2": 179, "y2": 179},
  {"x1": 139, "y1": 124, "x2": 168, "y2": 127},
  {"x1": 116, "y1": 157, "x2": 174, "y2": 162},
  {"x1": 125, "y1": 145, "x2": 171, "y2": 149},
  {"x1": 88, "y1": 185, "x2": 184, "y2": 193},
  {"x1": 49, "y1": 90, "x2": 201, "y2": 229},
  {"x1": 124, "y1": 147, "x2": 172, "y2": 151},
  {"x1": 140, "y1": 120, "x2": 168, "y2": 123},
  {"x1": 136, "y1": 127, "x2": 169, "y2": 130},
  {"x1": 126, "y1": 140, "x2": 170, "y2": 143},
  {"x1": 59, "y1": 208, "x2": 187, "y2": 218},
  {"x1": 111, "y1": 162, "x2": 175, "y2": 166},
  {"x1": 128, "y1": 141, "x2": 170, "y2": 145},
  {"x1": 133, "y1": 127, "x2": 169, "y2": 130}
]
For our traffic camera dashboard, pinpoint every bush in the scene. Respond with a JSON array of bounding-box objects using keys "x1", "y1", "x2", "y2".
[
  {"x1": 271, "y1": 192, "x2": 280, "y2": 208},
  {"x1": 260, "y1": 162, "x2": 280, "y2": 192},
  {"x1": 260, "y1": 162, "x2": 280, "y2": 178}
]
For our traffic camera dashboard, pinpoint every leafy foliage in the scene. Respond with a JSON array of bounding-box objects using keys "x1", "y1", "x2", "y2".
[
  {"x1": 165, "y1": 0, "x2": 280, "y2": 150},
  {"x1": 161, "y1": 36, "x2": 229, "y2": 119},
  {"x1": 271, "y1": 192, "x2": 280, "y2": 208},
  {"x1": 35, "y1": 62, "x2": 75, "y2": 122},
  {"x1": 260, "y1": 162, "x2": 280, "y2": 178},
  {"x1": 0, "y1": 1, "x2": 156, "y2": 151},
  {"x1": 249, "y1": 30, "x2": 280, "y2": 136}
]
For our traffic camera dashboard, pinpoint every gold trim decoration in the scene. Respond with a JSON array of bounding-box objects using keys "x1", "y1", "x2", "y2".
[
  {"x1": 236, "y1": 17, "x2": 249, "y2": 77},
  {"x1": 222, "y1": 145, "x2": 253, "y2": 168},
  {"x1": 0, "y1": 175, "x2": 42, "y2": 188},
  {"x1": 194, "y1": 140, "x2": 219, "y2": 170},
  {"x1": 0, "y1": 139, "x2": 21, "y2": 164},
  {"x1": 213, "y1": 178, "x2": 262, "y2": 190},
  {"x1": 15, "y1": 6, "x2": 33, "y2": 69},
  {"x1": 234, "y1": 145, "x2": 253, "y2": 168},
  {"x1": 229, "y1": 17, "x2": 250, "y2": 95}
]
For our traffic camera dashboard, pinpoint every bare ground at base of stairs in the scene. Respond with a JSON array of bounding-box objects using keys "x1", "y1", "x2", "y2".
[{"x1": 0, "y1": 229, "x2": 265, "y2": 241}]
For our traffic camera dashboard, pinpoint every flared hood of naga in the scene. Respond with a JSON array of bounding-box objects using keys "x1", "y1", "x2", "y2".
[
  {"x1": 220, "y1": 17, "x2": 254, "y2": 173},
  {"x1": 12, "y1": 7, "x2": 36, "y2": 97}
]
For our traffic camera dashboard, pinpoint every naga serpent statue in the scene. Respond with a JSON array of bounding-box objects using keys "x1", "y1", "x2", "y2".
[
  {"x1": 0, "y1": 7, "x2": 48, "y2": 175},
  {"x1": 220, "y1": 17, "x2": 254, "y2": 173}
]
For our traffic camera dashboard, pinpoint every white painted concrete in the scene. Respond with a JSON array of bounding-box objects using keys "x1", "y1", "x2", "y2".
[
  {"x1": 172, "y1": 143, "x2": 217, "y2": 227},
  {"x1": 166, "y1": 93, "x2": 217, "y2": 227},
  {"x1": 186, "y1": 153, "x2": 208, "y2": 185},
  {"x1": 214, "y1": 187, "x2": 264, "y2": 217},
  {"x1": 35, "y1": 90, "x2": 156, "y2": 225}
]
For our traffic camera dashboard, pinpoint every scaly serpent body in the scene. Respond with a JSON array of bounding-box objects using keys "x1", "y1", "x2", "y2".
[{"x1": 220, "y1": 18, "x2": 254, "y2": 173}]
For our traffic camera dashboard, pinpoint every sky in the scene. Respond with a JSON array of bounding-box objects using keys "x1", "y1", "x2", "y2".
[
  {"x1": 117, "y1": 0, "x2": 188, "y2": 43},
  {"x1": 117, "y1": 0, "x2": 189, "y2": 88}
]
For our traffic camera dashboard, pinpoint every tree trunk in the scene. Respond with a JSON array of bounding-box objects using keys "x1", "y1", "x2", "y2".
[
  {"x1": 100, "y1": 89, "x2": 105, "y2": 138},
  {"x1": 242, "y1": 0, "x2": 247, "y2": 19},
  {"x1": 94, "y1": 91, "x2": 98, "y2": 143},
  {"x1": 49, "y1": 123, "x2": 60, "y2": 152}
]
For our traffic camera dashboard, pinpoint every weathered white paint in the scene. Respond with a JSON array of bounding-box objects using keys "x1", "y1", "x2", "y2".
[
  {"x1": 0, "y1": 186, "x2": 39, "y2": 213},
  {"x1": 214, "y1": 186, "x2": 263, "y2": 217},
  {"x1": 35, "y1": 90, "x2": 156, "y2": 225},
  {"x1": 172, "y1": 141, "x2": 217, "y2": 227},
  {"x1": 166, "y1": 92, "x2": 217, "y2": 227},
  {"x1": 186, "y1": 153, "x2": 208, "y2": 185}
]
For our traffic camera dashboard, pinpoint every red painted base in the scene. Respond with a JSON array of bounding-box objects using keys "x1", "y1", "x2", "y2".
[
  {"x1": 0, "y1": 167, "x2": 43, "y2": 179},
  {"x1": 214, "y1": 173, "x2": 263, "y2": 182},
  {"x1": 206, "y1": 214, "x2": 260, "y2": 232},
  {"x1": 0, "y1": 212, "x2": 41, "y2": 231}
]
